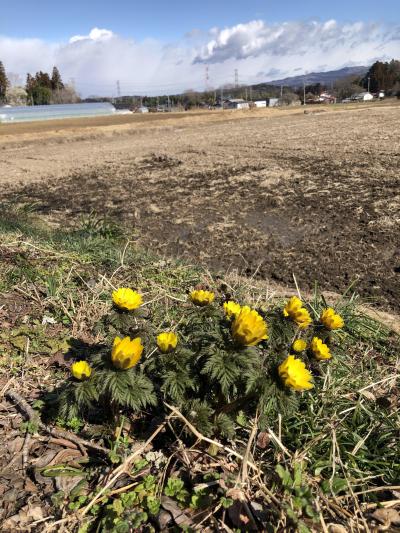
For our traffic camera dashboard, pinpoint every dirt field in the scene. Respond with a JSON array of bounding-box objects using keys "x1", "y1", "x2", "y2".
[{"x1": 1, "y1": 103, "x2": 399, "y2": 311}]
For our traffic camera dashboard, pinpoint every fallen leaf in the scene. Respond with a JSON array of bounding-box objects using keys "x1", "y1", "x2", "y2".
[
  {"x1": 256, "y1": 431, "x2": 270, "y2": 449},
  {"x1": 327, "y1": 524, "x2": 348, "y2": 533},
  {"x1": 372, "y1": 508, "x2": 400, "y2": 526}
]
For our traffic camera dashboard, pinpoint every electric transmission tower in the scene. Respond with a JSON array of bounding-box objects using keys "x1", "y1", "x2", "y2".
[{"x1": 234, "y1": 69, "x2": 239, "y2": 88}]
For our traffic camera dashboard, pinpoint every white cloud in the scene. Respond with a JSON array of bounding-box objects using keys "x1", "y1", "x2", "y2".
[
  {"x1": 0, "y1": 19, "x2": 399, "y2": 96},
  {"x1": 69, "y1": 27, "x2": 115, "y2": 44},
  {"x1": 193, "y1": 19, "x2": 398, "y2": 63}
]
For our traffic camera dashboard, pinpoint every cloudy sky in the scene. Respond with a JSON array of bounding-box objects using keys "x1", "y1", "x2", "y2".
[{"x1": 0, "y1": 0, "x2": 399, "y2": 96}]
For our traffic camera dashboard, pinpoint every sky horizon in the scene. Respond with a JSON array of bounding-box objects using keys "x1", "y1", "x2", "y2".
[{"x1": 1, "y1": 0, "x2": 399, "y2": 96}]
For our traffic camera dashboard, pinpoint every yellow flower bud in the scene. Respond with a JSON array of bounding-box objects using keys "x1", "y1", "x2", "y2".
[
  {"x1": 223, "y1": 301, "x2": 241, "y2": 319},
  {"x1": 278, "y1": 355, "x2": 313, "y2": 391},
  {"x1": 71, "y1": 360, "x2": 92, "y2": 380},
  {"x1": 310, "y1": 337, "x2": 331, "y2": 360},
  {"x1": 112, "y1": 336, "x2": 143, "y2": 370},
  {"x1": 190, "y1": 290, "x2": 215, "y2": 306},
  {"x1": 157, "y1": 332, "x2": 178, "y2": 353},
  {"x1": 232, "y1": 307, "x2": 268, "y2": 346},
  {"x1": 320, "y1": 308, "x2": 344, "y2": 330},
  {"x1": 112, "y1": 288, "x2": 143, "y2": 311},
  {"x1": 292, "y1": 339, "x2": 307, "y2": 352}
]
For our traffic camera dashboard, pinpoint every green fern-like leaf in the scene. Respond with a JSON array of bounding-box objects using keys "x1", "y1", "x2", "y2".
[
  {"x1": 214, "y1": 412, "x2": 236, "y2": 439},
  {"x1": 183, "y1": 400, "x2": 214, "y2": 436},
  {"x1": 95, "y1": 368, "x2": 156, "y2": 411}
]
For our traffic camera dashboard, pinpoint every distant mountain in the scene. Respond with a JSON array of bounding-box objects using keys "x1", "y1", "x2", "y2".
[{"x1": 266, "y1": 66, "x2": 368, "y2": 88}]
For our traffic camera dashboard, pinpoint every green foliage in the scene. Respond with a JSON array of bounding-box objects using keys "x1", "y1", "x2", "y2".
[
  {"x1": 0, "y1": 60, "x2": 9, "y2": 103},
  {"x1": 276, "y1": 463, "x2": 318, "y2": 526},
  {"x1": 164, "y1": 477, "x2": 190, "y2": 504}
]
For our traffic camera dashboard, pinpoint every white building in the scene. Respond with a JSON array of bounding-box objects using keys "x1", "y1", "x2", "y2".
[
  {"x1": 352, "y1": 92, "x2": 374, "y2": 102},
  {"x1": 268, "y1": 98, "x2": 280, "y2": 107},
  {"x1": 254, "y1": 100, "x2": 267, "y2": 108}
]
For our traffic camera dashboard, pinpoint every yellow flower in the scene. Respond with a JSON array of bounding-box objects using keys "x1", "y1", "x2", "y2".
[
  {"x1": 112, "y1": 288, "x2": 143, "y2": 311},
  {"x1": 283, "y1": 297, "x2": 312, "y2": 328},
  {"x1": 292, "y1": 307, "x2": 313, "y2": 329},
  {"x1": 320, "y1": 308, "x2": 344, "y2": 330},
  {"x1": 223, "y1": 301, "x2": 241, "y2": 319},
  {"x1": 157, "y1": 332, "x2": 178, "y2": 353},
  {"x1": 112, "y1": 336, "x2": 143, "y2": 370},
  {"x1": 71, "y1": 360, "x2": 92, "y2": 380},
  {"x1": 278, "y1": 355, "x2": 313, "y2": 391},
  {"x1": 232, "y1": 307, "x2": 268, "y2": 346},
  {"x1": 292, "y1": 339, "x2": 307, "y2": 352},
  {"x1": 283, "y1": 296, "x2": 303, "y2": 317},
  {"x1": 310, "y1": 337, "x2": 332, "y2": 360},
  {"x1": 190, "y1": 290, "x2": 215, "y2": 306}
]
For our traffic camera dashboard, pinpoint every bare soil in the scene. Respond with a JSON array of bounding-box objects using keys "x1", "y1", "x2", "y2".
[{"x1": 1, "y1": 103, "x2": 399, "y2": 311}]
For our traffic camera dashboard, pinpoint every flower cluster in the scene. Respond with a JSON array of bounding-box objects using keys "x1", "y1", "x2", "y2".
[
  {"x1": 283, "y1": 296, "x2": 312, "y2": 329},
  {"x1": 64, "y1": 283, "x2": 346, "y2": 441}
]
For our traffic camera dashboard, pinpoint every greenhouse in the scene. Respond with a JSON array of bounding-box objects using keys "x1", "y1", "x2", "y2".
[{"x1": 0, "y1": 102, "x2": 116, "y2": 123}]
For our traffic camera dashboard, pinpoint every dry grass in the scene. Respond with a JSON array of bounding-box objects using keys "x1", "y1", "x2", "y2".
[{"x1": 0, "y1": 210, "x2": 399, "y2": 532}]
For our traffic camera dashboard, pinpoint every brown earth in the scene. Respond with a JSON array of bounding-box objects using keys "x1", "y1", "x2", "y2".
[{"x1": 0, "y1": 103, "x2": 399, "y2": 312}]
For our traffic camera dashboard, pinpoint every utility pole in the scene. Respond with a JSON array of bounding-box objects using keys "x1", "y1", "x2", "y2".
[
  {"x1": 303, "y1": 81, "x2": 306, "y2": 106},
  {"x1": 167, "y1": 94, "x2": 170, "y2": 111},
  {"x1": 234, "y1": 69, "x2": 239, "y2": 88},
  {"x1": 221, "y1": 86, "x2": 224, "y2": 110},
  {"x1": 367, "y1": 76, "x2": 370, "y2": 93},
  {"x1": 116, "y1": 80, "x2": 121, "y2": 98},
  {"x1": 280, "y1": 84, "x2": 283, "y2": 102},
  {"x1": 249, "y1": 85, "x2": 253, "y2": 101}
]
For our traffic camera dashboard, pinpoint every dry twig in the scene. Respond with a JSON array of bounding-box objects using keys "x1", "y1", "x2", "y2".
[{"x1": 5, "y1": 389, "x2": 109, "y2": 455}]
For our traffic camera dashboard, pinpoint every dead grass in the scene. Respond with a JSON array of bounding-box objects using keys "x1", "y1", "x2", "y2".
[{"x1": 0, "y1": 210, "x2": 399, "y2": 532}]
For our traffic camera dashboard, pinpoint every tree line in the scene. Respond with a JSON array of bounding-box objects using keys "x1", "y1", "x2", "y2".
[
  {"x1": 1, "y1": 59, "x2": 399, "y2": 108},
  {"x1": 0, "y1": 62, "x2": 79, "y2": 106}
]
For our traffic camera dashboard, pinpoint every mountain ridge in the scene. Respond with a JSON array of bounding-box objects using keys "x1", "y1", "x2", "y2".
[{"x1": 265, "y1": 66, "x2": 368, "y2": 88}]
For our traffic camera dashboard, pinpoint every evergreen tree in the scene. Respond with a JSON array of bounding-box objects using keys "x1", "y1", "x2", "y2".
[
  {"x1": 0, "y1": 61, "x2": 9, "y2": 103},
  {"x1": 51, "y1": 66, "x2": 64, "y2": 91},
  {"x1": 25, "y1": 73, "x2": 36, "y2": 105},
  {"x1": 363, "y1": 60, "x2": 400, "y2": 92},
  {"x1": 35, "y1": 71, "x2": 52, "y2": 89}
]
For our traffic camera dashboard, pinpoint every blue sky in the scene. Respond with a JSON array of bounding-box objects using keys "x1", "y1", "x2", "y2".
[
  {"x1": 0, "y1": 1, "x2": 399, "y2": 95},
  {"x1": 1, "y1": 0, "x2": 398, "y2": 41}
]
